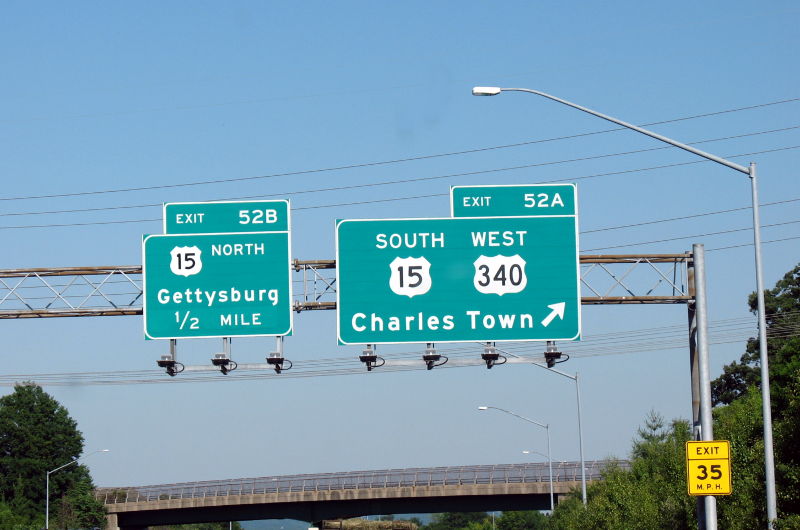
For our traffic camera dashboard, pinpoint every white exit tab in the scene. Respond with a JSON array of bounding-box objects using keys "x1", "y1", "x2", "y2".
[
  {"x1": 174, "y1": 213, "x2": 205, "y2": 225},
  {"x1": 461, "y1": 196, "x2": 493, "y2": 208}
]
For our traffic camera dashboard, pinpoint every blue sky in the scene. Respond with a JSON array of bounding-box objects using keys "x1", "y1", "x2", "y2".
[{"x1": 1, "y1": 1, "x2": 798, "y2": 493}]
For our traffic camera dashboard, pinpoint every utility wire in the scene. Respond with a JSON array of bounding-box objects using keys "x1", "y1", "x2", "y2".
[
  {"x1": 709, "y1": 235, "x2": 800, "y2": 252},
  {"x1": 1, "y1": 143, "x2": 798, "y2": 230},
  {"x1": 583, "y1": 219, "x2": 800, "y2": 252},
  {"x1": 4, "y1": 326, "x2": 796, "y2": 387},
  {"x1": 1, "y1": 315, "x2": 761, "y2": 375},
  {"x1": 582, "y1": 197, "x2": 800, "y2": 234},
  {"x1": 3, "y1": 313, "x2": 795, "y2": 384},
  {"x1": 1, "y1": 100, "x2": 797, "y2": 202},
  {"x1": 3, "y1": 124, "x2": 799, "y2": 219},
  {"x1": 3, "y1": 328, "x2": 789, "y2": 387},
  {"x1": 0, "y1": 215, "x2": 795, "y2": 263}
]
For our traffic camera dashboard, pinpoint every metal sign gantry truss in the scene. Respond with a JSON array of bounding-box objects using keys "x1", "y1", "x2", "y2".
[
  {"x1": 0, "y1": 253, "x2": 692, "y2": 319},
  {"x1": 0, "y1": 250, "x2": 709, "y2": 486},
  {"x1": 2, "y1": 250, "x2": 718, "y2": 522}
]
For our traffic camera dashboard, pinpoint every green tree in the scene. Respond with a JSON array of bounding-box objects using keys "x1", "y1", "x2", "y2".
[
  {"x1": 0, "y1": 500, "x2": 31, "y2": 529},
  {"x1": 423, "y1": 512, "x2": 489, "y2": 530},
  {"x1": 712, "y1": 374, "x2": 800, "y2": 526},
  {"x1": 711, "y1": 262, "x2": 800, "y2": 519},
  {"x1": 711, "y1": 263, "x2": 800, "y2": 407},
  {"x1": 549, "y1": 413, "x2": 695, "y2": 529},
  {"x1": 775, "y1": 372, "x2": 800, "y2": 515},
  {"x1": 495, "y1": 510, "x2": 549, "y2": 530},
  {"x1": 463, "y1": 520, "x2": 492, "y2": 530},
  {"x1": 712, "y1": 387, "x2": 766, "y2": 527},
  {"x1": 0, "y1": 382, "x2": 105, "y2": 527},
  {"x1": 53, "y1": 480, "x2": 107, "y2": 529},
  {"x1": 547, "y1": 263, "x2": 800, "y2": 527}
]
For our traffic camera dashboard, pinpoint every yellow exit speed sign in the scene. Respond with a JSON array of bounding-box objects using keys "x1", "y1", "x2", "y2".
[{"x1": 686, "y1": 440, "x2": 732, "y2": 496}]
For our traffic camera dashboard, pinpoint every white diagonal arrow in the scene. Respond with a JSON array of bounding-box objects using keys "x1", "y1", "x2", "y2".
[{"x1": 541, "y1": 302, "x2": 566, "y2": 328}]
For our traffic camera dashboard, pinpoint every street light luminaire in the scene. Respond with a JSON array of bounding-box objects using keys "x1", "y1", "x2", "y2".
[
  {"x1": 472, "y1": 87, "x2": 502, "y2": 96},
  {"x1": 522, "y1": 449, "x2": 546, "y2": 458}
]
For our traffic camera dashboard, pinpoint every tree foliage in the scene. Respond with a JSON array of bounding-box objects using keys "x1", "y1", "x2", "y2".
[
  {"x1": 0, "y1": 382, "x2": 106, "y2": 528},
  {"x1": 0, "y1": 500, "x2": 31, "y2": 529},
  {"x1": 549, "y1": 413, "x2": 694, "y2": 529},
  {"x1": 548, "y1": 262, "x2": 800, "y2": 527},
  {"x1": 495, "y1": 510, "x2": 549, "y2": 530},
  {"x1": 420, "y1": 511, "x2": 548, "y2": 530},
  {"x1": 712, "y1": 387, "x2": 766, "y2": 527},
  {"x1": 711, "y1": 262, "x2": 800, "y2": 519},
  {"x1": 715, "y1": 372, "x2": 800, "y2": 523},
  {"x1": 423, "y1": 512, "x2": 489, "y2": 530},
  {"x1": 712, "y1": 372, "x2": 800, "y2": 526},
  {"x1": 53, "y1": 480, "x2": 107, "y2": 529},
  {"x1": 711, "y1": 263, "x2": 800, "y2": 407}
]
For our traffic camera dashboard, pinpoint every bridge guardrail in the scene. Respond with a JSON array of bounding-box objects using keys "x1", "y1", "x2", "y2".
[{"x1": 96, "y1": 460, "x2": 630, "y2": 504}]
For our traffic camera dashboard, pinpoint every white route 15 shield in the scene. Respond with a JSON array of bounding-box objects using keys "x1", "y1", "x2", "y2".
[
  {"x1": 170, "y1": 246, "x2": 203, "y2": 277},
  {"x1": 389, "y1": 256, "x2": 432, "y2": 298},
  {"x1": 473, "y1": 254, "x2": 527, "y2": 296}
]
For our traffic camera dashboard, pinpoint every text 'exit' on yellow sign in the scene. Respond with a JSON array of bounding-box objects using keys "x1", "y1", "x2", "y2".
[{"x1": 686, "y1": 440, "x2": 732, "y2": 496}]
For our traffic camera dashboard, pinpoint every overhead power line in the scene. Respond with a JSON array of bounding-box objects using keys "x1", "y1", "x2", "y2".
[
  {"x1": 708, "y1": 235, "x2": 800, "y2": 252},
  {"x1": 2, "y1": 124, "x2": 798, "y2": 219},
  {"x1": 3, "y1": 314, "x2": 796, "y2": 387},
  {"x1": 583, "y1": 219, "x2": 800, "y2": 252},
  {"x1": 582, "y1": 197, "x2": 800, "y2": 234},
  {"x1": 6, "y1": 323, "x2": 795, "y2": 387},
  {"x1": 1, "y1": 143, "x2": 798, "y2": 231},
  {"x1": 1, "y1": 99, "x2": 797, "y2": 202}
]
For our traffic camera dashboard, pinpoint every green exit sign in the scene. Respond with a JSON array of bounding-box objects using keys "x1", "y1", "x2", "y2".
[
  {"x1": 164, "y1": 200, "x2": 290, "y2": 234},
  {"x1": 451, "y1": 183, "x2": 576, "y2": 217},
  {"x1": 336, "y1": 215, "x2": 580, "y2": 345}
]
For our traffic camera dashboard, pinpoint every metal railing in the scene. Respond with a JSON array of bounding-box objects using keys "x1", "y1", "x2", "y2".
[{"x1": 96, "y1": 460, "x2": 629, "y2": 504}]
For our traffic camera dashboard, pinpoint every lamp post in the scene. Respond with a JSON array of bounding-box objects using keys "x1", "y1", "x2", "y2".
[
  {"x1": 478, "y1": 406, "x2": 554, "y2": 511},
  {"x1": 499, "y1": 357, "x2": 588, "y2": 506},
  {"x1": 46, "y1": 449, "x2": 109, "y2": 529},
  {"x1": 472, "y1": 86, "x2": 776, "y2": 527},
  {"x1": 522, "y1": 449, "x2": 554, "y2": 512}
]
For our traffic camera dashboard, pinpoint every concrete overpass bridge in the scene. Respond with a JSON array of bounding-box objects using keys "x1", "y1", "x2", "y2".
[{"x1": 96, "y1": 460, "x2": 628, "y2": 529}]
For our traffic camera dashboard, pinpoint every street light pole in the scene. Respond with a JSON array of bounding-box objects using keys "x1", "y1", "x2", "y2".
[
  {"x1": 472, "y1": 86, "x2": 777, "y2": 526},
  {"x1": 45, "y1": 449, "x2": 109, "y2": 529},
  {"x1": 478, "y1": 406, "x2": 554, "y2": 511},
  {"x1": 574, "y1": 371, "x2": 586, "y2": 504},
  {"x1": 523, "y1": 444, "x2": 554, "y2": 512},
  {"x1": 512, "y1": 360, "x2": 587, "y2": 505}
]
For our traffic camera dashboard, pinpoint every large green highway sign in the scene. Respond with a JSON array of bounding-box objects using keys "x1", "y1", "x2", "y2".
[
  {"x1": 336, "y1": 215, "x2": 580, "y2": 344},
  {"x1": 142, "y1": 231, "x2": 292, "y2": 339}
]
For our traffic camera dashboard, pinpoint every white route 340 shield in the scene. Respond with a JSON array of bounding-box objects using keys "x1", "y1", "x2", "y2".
[{"x1": 472, "y1": 254, "x2": 528, "y2": 296}]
